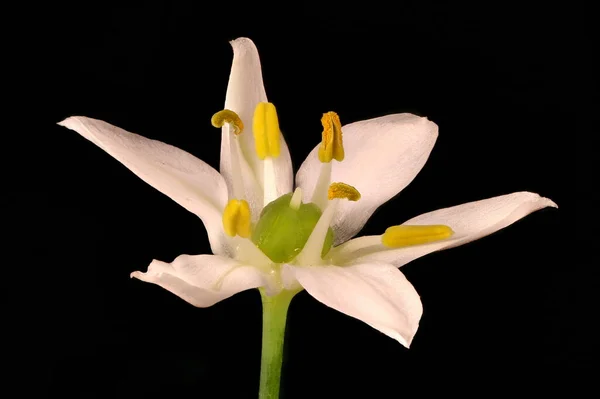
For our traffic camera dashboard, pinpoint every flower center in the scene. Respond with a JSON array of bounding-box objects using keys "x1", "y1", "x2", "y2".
[
  {"x1": 212, "y1": 106, "x2": 361, "y2": 266},
  {"x1": 251, "y1": 189, "x2": 334, "y2": 263}
]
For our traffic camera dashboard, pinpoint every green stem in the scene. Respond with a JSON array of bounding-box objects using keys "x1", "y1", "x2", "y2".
[{"x1": 258, "y1": 288, "x2": 296, "y2": 399}]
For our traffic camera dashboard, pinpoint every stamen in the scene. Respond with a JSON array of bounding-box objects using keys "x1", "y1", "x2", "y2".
[
  {"x1": 212, "y1": 109, "x2": 245, "y2": 198},
  {"x1": 381, "y1": 225, "x2": 454, "y2": 248},
  {"x1": 295, "y1": 199, "x2": 339, "y2": 266},
  {"x1": 253, "y1": 102, "x2": 282, "y2": 206},
  {"x1": 222, "y1": 199, "x2": 252, "y2": 238},
  {"x1": 289, "y1": 187, "x2": 303, "y2": 210},
  {"x1": 310, "y1": 162, "x2": 331, "y2": 210},
  {"x1": 252, "y1": 102, "x2": 281, "y2": 159},
  {"x1": 328, "y1": 182, "x2": 361, "y2": 201},
  {"x1": 211, "y1": 109, "x2": 244, "y2": 134},
  {"x1": 318, "y1": 111, "x2": 344, "y2": 163},
  {"x1": 311, "y1": 112, "x2": 344, "y2": 208}
]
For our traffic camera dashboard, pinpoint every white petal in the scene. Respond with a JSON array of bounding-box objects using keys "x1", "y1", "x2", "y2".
[
  {"x1": 222, "y1": 37, "x2": 293, "y2": 210},
  {"x1": 131, "y1": 254, "x2": 268, "y2": 307},
  {"x1": 59, "y1": 116, "x2": 230, "y2": 255},
  {"x1": 332, "y1": 191, "x2": 558, "y2": 267},
  {"x1": 296, "y1": 113, "x2": 437, "y2": 245},
  {"x1": 285, "y1": 262, "x2": 423, "y2": 347}
]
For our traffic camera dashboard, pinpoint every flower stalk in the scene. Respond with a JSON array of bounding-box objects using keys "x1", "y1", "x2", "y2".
[{"x1": 258, "y1": 288, "x2": 296, "y2": 399}]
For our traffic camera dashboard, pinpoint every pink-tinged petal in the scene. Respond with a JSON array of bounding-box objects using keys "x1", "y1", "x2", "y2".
[
  {"x1": 131, "y1": 254, "x2": 268, "y2": 307},
  {"x1": 332, "y1": 191, "x2": 557, "y2": 267},
  {"x1": 58, "y1": 116, "x2": 230, "y2": 255},
  {"x1": 285, "y1": 262, "x2": 423, "y2": 347},
  {"x1": 296, "y1": 113, "x2": 438, "y2": 245},
  {"x1": 222, "y1": 37, "x2": 293, "y2": 211}
]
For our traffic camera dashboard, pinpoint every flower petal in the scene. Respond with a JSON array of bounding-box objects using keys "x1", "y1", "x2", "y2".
[
  {"x1": 331, "y1": 191, "x2": 558, "y2": 267},
  {"x1": 58, "y1": 116, "x2": 230, "y2": 255},
  {"x1": 296, "y1": 113, "x2": 438, "y2": 245},
  {"x1": 285, "y1": 262, "x2": 423, "y2": 347},
  {"x1": 222, "y1": 37, "x2": 293, "y2": 210},
  {"x1": 131, "y1": 254, "x2": 268, "y2": 307}
]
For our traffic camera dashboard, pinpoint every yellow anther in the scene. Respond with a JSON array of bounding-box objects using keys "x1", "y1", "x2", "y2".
[
  {"x1": 328, "y1": 182, "x2": 361, "y2": 201},
  {"x1": 211, "y1": 109, "x2": 244, "y2": 135},
  {"x1": 318, "y1": 111, "x2": 344, "y2": 163},
  {"x1": 381, "y1": 225, "x2": 454, "y2": 248},
  {"x1": 222, "y1": 199, "x2": 252, "y2": 238},
  {"x1": 252, "y1": 102, "x2": 281, "y2": 159}
]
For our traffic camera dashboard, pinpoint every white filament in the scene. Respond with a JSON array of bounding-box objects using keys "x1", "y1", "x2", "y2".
[
  {"x1": 295, "y1": 199, "x2": 338, "y2": 266},
  {"x1": 289, "y1": 187, "x2": 303, "y2": 210},
  {"x1": 263, "y1": 157, "x2": 278, "y2": 207},
  {"x1": 311, "y1": 161, "x2": 332, "y2": 210},
  {"x1": 228, "y1": 124, "x2": 245, "y2": 199}
]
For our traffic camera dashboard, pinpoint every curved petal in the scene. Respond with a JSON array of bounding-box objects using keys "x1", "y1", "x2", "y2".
[
  {"x1": 331, "y1": 191, "x2": 558, "y2": 267},
  {"x1": 222, "y1": 37, "x2": 293, "y2": 210},
  {"x1": 131, "y1": 254, "x2": 268, "y2": 307},
  {"x1": 59, "y1": 117, "x2": 230, "y2": 255},
  {"x1": 296, "y1": 113, "x2": 438, "y2": 245},
  {"x1": 285, "y1": 262, "x2": 423, "y2": 347}
]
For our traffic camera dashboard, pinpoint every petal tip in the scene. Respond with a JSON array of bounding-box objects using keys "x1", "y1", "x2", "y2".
[
  {"x1": 523, "y1": 191, "x2": 558, "y2": 209},
  {"x1": 57, "y1": 116, "x2": 90, "y2": 132},
  {"x1": 229, "y1": 37, "x2": 257, "y2": 54},
  {"x1": 545, "y1": 198, "x2": 559, "y2": 209},
  {"x1": 412, "y1": 114, "x2": 439, "y2": 138},
  {"x1": 57, "y1": 116, "x2": 76, "y2": 128},
  {"x1": 395, "y1": 332, "x2": 414, "y2": 348},
  {"x1": 130, "y1": 271, "x2": 143, "y2": 279}
]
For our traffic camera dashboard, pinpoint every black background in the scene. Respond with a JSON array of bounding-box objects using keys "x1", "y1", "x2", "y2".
[{"x1": 6, "y1": 2, "x2": 594, "y2": 398}]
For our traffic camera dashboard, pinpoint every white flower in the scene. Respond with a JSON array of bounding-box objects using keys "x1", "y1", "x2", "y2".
[{"x1": 58, "y1": 37, "x2": 556, "y2": 348}]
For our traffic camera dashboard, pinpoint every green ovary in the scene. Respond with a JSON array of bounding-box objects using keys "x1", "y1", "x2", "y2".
[{"x1": 251, "y1": 193, "x2": 334, "y2": 263}]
